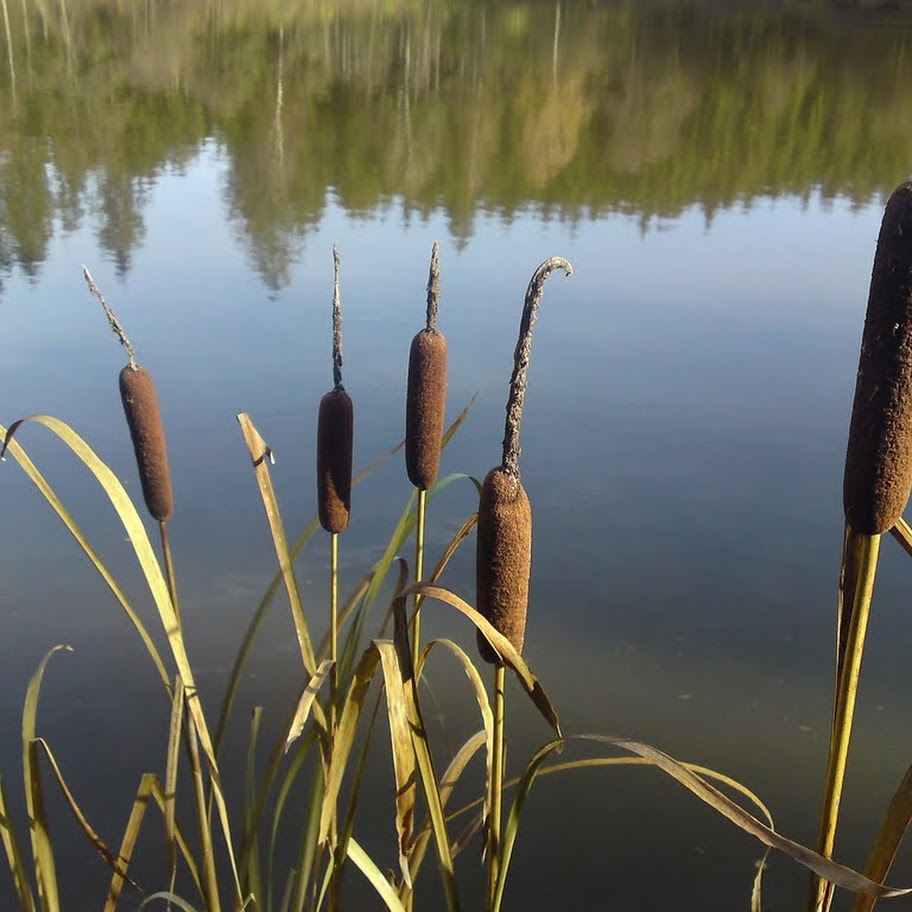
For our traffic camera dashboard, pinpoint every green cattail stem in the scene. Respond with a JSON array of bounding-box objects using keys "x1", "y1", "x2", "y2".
[
  {"x1": 488, "y1": 664, "x2": 506, "y2": 907},
  {"x1": 159, "y1": 521, "x2": 181, "y2": 631},
  {"x1": 810, "y1": 531, "x2": 881, "y2": 912},
  {"x1": 412, "y1": 487, "x2": 427, "y2": 671},
  {"x1": 330, "y1": 530, "x2": 339, "y2": 730}
]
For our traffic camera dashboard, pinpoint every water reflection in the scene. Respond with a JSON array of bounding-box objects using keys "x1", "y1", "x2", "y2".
[{"x1": 2, "y1": 1, "x2": 912, "y2": 291}]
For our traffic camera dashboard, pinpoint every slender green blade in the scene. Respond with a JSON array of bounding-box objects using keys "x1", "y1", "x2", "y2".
[
  {"x1": 347, "y1": 837, "x2": 408, "y2": 912},
  {"x1": 22, "y1": 645, "x2": 69, "y2": 912},
  {"x1": 0, "y1": 772, "x2": 37, "y2": 912},
  {"x1": 0, "y1": 426, "x2": 171, "y2": 692}
]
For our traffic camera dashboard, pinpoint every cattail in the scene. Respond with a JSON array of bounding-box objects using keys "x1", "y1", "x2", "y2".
[
  {"x1": 82, "y1": 266, "x2": 174, "y2": 523},
  {"x1": 317, "y1": 248, "x2": 353, "y2": 534},
  {"x1": 405, "y1": 241, "x2": 447, "y2": 490},
  {"x1": 476, "y1": 256, "x2": 572, "y2": 664},
  {"x1": 120, "y1": 365, "x2": 174, "y2": 522},
  {"x1": 844, "y1": 182, "x2": 912, "y2": 535}
]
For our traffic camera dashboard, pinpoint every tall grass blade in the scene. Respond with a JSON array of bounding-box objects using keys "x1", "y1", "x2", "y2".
[
  {"x1": 390, "y1": 598, "x2": 460, "y2": 911},
  {"x1": 243, "y1": 708, "x2": 264, "y2": 904},
  {"x1": 31, "y1": 738, "x2": 140, "y2": 894},
  {"x1": 395, "y1": 584, "x2": 561, "y2": 737},
  {"x1": 290, "y1": 761, "x2": 324, "y2": 912},
  {"x1": 494, "y1": 734, "x2": 912, "y2": 912},
  {"x1": 266, "y1": 729, "x2": 315, "y2": 912},
  {"x1": 403, "y1": 730, "x2": 487, "y2": 899},
  {"x1": 164, "y1": 677, "x2": 185, "y2": 897},
  {"x1": 0, "y1": 425, "x2": 171, "y2": 692},
  {"x1": 22, "y1": 644, "x2": 69, "y2": 912},
  {"x1": 375, "y1": 642, "x2": 418, "y2": 887},
  {"x1": 2, "y1": 416, "x2": 242, "y2": 898},
  {"x1": 853, "y1": 761, "x2": 912, "y2": 912},
  {"x1": 285, "y1": 660, "x2": 334, "y2": 754},
  {"x1": 237, "y1": 412, "x2": 317, "y2": 677},
  {"x1": 136, "y1": 894, "x2": 202, "y2": 912},
  {"x1": 0, "y1": 772, "x2": 37, "y2": 912},
  {"x1": 346, "y1": 837, "x2": 408, "y2": 912}
]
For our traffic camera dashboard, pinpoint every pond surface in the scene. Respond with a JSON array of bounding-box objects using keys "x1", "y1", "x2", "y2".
[{"x1": 3, "y1": 1, "x2": 912, "y2": 909}]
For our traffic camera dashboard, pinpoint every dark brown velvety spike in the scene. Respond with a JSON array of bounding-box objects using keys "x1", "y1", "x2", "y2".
[
  {"x1": 317, "y1": 388, "x2": 353, "y2": 534},
  {"x1": 119, "y1": 365, "x2": 174, "y2": 522},
  {"x1": 476, "y1": 467, "x2": 532, "y2": 665},
  {"x1": 844, "y1": 182, "x2": 912, "y2": 534},
  {"x1": 405, "y1": 329, "x2": 447, "y2": 490}
]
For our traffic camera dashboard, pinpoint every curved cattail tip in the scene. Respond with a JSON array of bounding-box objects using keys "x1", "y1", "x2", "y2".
[
  {"x1": 844, "y1": 182, "x2": 912, "y2": 534},
  {"x1": 500, "y1": 256, "x2": 574, "y2": 478}
]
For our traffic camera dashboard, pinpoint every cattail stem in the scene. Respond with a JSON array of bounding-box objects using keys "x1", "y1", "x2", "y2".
[
  {"x1": 488, "y1": 664, "x2": 506, "y2": 907},
  {"x1": 187, "y1": 714, "x2": 221, "y2": 912},
  {"x1": 330, "y1": 531, "x2": 339, "y2": 731},
  {"x1": 810, "y1": 531, "x2": 881, "y2": 912},
  {"x1": 412, "y1": 488, "x2": 427, "y2": 671},
  {"x1": 159, "y1": 521, "x2": 181, "y2": 631},
  {"x1": 501, "y1": 256, "x2": 572, "y2": 479}
]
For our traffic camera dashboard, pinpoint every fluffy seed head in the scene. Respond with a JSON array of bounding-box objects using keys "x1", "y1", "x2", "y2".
[
  {"x1": 405, "y1": 329, "x2": 447, "y2": 490},
  {"x1": 476, "y1": 467, "x2": 532, "y2": 664},
  {"x1": 844, "y1": 182, "x2": 912, "y2": 534},
  {"x1": 317, "y1": 388, "x2": 353, "y2": 534},
  {"x1": 119, "y1": 365, "x2": 173, "y2": 522}
]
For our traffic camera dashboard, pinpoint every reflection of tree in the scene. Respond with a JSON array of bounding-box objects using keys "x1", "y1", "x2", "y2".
[{"x1": 2, "y1": 0, "x2": 912, "y2": 291}]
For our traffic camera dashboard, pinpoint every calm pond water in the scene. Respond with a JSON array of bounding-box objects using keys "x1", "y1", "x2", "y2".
[{"x1": 4, "y1": 1, "x2": 912, "y2": 909}]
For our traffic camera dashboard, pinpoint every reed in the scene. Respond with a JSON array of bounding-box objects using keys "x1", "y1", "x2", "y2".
[
  {"x1": 406, "y1": 241, "x2": 447, "y2": 668},
  {"x1": 475, "y1": 255, "x2": 573, "y2": 665},
  {"x1": 811, "y1": 182, "x2": 912, "y2": 912},
  {"x1": 317, "y1": 248, "x2": 354, "y2": 537},
  {"x1": 405, "y1": 241, "x2": 447, "y2": 492},
  {"x1": 83, "y1": 266, "x2": 174, "y2": 525},
  {"x1": 474, "y1": 255, "x2": 572, "y2": 907}
]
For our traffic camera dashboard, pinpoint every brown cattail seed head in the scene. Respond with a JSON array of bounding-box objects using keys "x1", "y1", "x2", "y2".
[
  {"x1": 317, "y1": 388, "x2": 353, "y2": 534},
  {"x1": 405, "y1": 329, "x2": 447, "y2": 490},
  {"x1": 476, "y1": 467, "x2": 532, "y2": 664},
  {"x1": 119, "y1": 365, "x2": 173, "y2": 522},
  {"x1": 844, "y1": 182, "x2": 912, "y2": 534}
]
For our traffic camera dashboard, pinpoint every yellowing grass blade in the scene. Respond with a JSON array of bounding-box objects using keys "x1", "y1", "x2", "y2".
[
  {"x1": 237, "y1": 412, "x2": 317, "y2": 677},
  {"x1": 318, "y1": 645, "x2": 383, "y2": 845},
  {"x1": 495, "y1": 734, "x2": 912, "y2": 912},
  {"x1": 396, "y1": 584, "x2": 561, "y2": 737},
  {"x1": 285, "y1": 660, "x2": 334, "y2": 754},
  {"x1": 853, "y1": 760, "x2": 912, "y2": 912},
  {"x1": 164, "y1": 677, "x2": 185, "y2": 893},
  {"x1": 3, "y1": 417, "x2": 241, "y2": 901},
  {"x1": 0, "y1": 425, "x2": 171, "y2": 692},
  {"x1": 403, "y1": 730, "x2": 487, "y2": 899},
  {"x1": 31, "y1": 738, "x2": 141, "y2": 896},
  {"x1": 346, "y1": 837, "x2": 408, "y2": 912},
  {"x1": 0, "y1": 772, "x2": 37, "y2": 912},
  {"x1": 374, "y1": 641, "x2": 418, "y2": 888},
  {"x1": 390, "y1": 597, "x2": 460, "y2": 911},
  {"x1": 22, "y1": 645, "x2": 69, "y2": 912}
]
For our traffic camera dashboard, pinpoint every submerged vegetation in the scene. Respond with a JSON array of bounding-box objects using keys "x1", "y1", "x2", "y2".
[
  {"x1": 2, "y1": 1, "x2": 912, "y2": 288},
  {"x1": 5, "y1": 222, "x2": 912, "y2": 907}
]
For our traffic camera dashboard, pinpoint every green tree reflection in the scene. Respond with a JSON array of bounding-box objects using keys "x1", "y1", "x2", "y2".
[{"x1": 1, "y1": 1, "x2": 911, "y2": 290}]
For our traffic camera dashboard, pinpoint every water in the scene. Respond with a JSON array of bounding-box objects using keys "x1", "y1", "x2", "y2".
[{"x1": 3, "y1": 2, "x2": 912, "y2": 909}]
